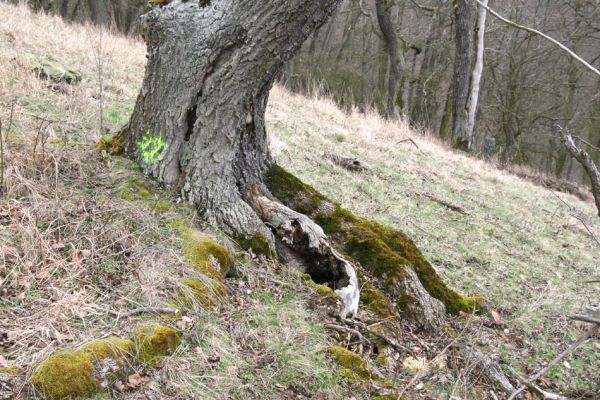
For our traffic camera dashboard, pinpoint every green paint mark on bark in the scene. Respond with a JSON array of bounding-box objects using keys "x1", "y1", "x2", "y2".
[{"x1": 138, "y1": 132, "x2": 167, "y2": 165}]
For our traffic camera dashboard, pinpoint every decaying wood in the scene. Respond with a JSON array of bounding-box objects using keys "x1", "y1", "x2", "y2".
[
  {"x1": 558, "y1": 127, "x2": 600, "y2": 217},
  {"x1": 325, "y1": 153, "x2": 369, "y2": 172},
  {"x1": 460, "y1": 340, "x2": 516, "y2": 395},
  {"x1": 246, "y1": 186, "x2": 360, "y2": 319}
]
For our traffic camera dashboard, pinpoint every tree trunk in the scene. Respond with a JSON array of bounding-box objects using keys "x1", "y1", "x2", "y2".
[
  {"x1": 451, "y1": 0, "x2": 474, "y2": 151},
  {"x1": 465, "y1": 0, "x2": 487, "y2": 148},
  {"x1": 121, "y1": 0, "x2": 341, "y2": 240},
  {"x1": 375, "y1": 0, "x2": 403, "y2": 120},
  {"x1": 120, "y1": 0, "x2": 478, "y2": 331}
]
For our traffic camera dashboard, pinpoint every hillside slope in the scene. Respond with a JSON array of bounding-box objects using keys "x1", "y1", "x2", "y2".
[{"x1": 0, "y1": 2, "x2": 598, "y2": 399}]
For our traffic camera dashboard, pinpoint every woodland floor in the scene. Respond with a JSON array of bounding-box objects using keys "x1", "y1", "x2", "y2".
[{"x1": 0, "y1": 2, "x2": 598, "y2": 399}]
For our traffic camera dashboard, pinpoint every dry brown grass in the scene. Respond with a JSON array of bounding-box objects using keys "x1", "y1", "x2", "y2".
[{"x1": 1, "y1": 1, "x2": 599, "y2": 399}]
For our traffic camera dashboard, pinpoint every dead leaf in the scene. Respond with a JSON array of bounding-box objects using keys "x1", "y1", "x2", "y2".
[
  {"x1": 207, "y1": 355, "x2": 221, "y2": 363},
  {"x1": 491, "y1": 310, "x2": 502, "y2": 325},
  {"x1": 114, "y1": 380, "x2": 125, "y2": 392},
  {"x1": 175, "y1": 316, "x2": 194, "y2": 330},
  {"x1": 127, "y1": 373, "x2": 147, "y2": 388},
  {"x1": 403, "y1": 356, "x2": 428, "y2": 373},
  {"x1": 0, "y1": 355, "x2": 8, "y2": 367}
]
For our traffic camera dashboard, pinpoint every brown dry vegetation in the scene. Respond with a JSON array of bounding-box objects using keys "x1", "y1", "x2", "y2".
[{"x1": 0, "y1": 2, "x2": 598, "y2": 399}]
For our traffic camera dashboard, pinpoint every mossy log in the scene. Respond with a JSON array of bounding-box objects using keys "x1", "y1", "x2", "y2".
[{"x1": 265, "y1": 165, "x2": 481, "y2": 329}]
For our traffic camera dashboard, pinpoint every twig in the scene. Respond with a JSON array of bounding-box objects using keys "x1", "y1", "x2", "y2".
[
  {"x1": 508, "y1": 323, "x2": 600, "y2": 400},
  {"x1": 110, "y1": 306, "x2": 180, "y2": 318},
  {"x1": 475, "y1": 0, "x2": 600, "y2": 77},
  {"x1": 507, "y1": 367, "x2": 567, "y2": 400},
  {"x1": 421, "y1": 192, "x2": 470, "y2": 215},
  {"x1": 325, "y1": 324, "x2": 369, "y2": 343},
  {"x1": 397, "y1": 137, "x2": 424, "y2": 154},
  {"x1": 342, "y1": 318, "x2": 413, "y2": 354}
]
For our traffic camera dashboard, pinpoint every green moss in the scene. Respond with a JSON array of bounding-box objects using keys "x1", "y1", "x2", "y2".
[
  {"x1": 96, "y1": 134, "x2": 126, "y2": 156},
  {"x1": 375, "y1": 354, "x2": 389, "y2": 367},
  {"x1": 155, "y1": 199, "x2": 171, "y2": 213},
  {"x1": 0, "y1": 367, "x2": 20, "y2": 375},
  {"x1": 315, "y1": 284, "x2": 334, "y2": 296},
  {"x1": 329, "y1": 346, "x2": 374, "y2": 383},
  {"x1": 236, "y1": 233, "x2": 274, "y2": 258},
  {"x1": 131, "y1": 325, "x2": 180, "y2": 365},
  {"x1": 182, "y1": 231, "x2": 233, "y2": 277},
  {"x1": 179, "y1": 277, "x2": 226, "y2": 310},
  {"x1": 84, "y1": 337, "x2": 135, "y2": 361},
  {"x1": 266, "y1": 164, "x2": 481, "y2": 315},
  {"x1": 265, "y1": 164, "x2": 328, "y2": 215},
  {"x1": 31, "y1": 337, "x2": 137, "y2": 399},
  {"x1": 357, "y1": 271, "x2": 396, "y2": 318},
  {"x1": 31, "y1": 351, "x2": 97, "y2": 400},
  {"x1": 118, "y1": 189, "x2": 137, "y2": 201},
  {"x1": 168, "y1": 219, "x2": 189, "y2": 232}
]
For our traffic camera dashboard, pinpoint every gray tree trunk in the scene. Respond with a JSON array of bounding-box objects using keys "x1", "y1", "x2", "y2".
[
  {"x1": 451, "y1": 0, "x2": 474, "y2": 151},
  {"x1": 375, "y1": 0, "x2": 403, "y2": 120},
  {"x1": 121, "y1": 0, "x2": 341, "y2": 240},
  {"x1": 465, "y1": 0, "x2": 487, "y2": 147}
]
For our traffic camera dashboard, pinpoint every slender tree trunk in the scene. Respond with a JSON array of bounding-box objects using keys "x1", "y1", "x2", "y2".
[
  {"x1": 466, "y1": 0, "x2": 487, "y2": 148},
  {"x1": 375, "y1": 0, "x2": 404, "y2": 120},
  {"x1": 122, "y1": 0, "x2": 342, "y2": 240},
  {"x1": 451, "y1": 0, "x2": 474, "y2": 151}
]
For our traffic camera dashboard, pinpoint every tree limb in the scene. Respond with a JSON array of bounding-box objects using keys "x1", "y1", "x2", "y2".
[
  {"x1": 557, "y1": 126, "x2": 600, "y2": 217},
  {"x1": 475, "y1": 0, "x2": 600, "y2": 78}
]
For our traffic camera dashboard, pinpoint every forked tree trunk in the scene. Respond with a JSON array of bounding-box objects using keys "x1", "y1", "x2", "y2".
[{"x1": 122, "y1": 0, "x2": 341, "y2": 239}]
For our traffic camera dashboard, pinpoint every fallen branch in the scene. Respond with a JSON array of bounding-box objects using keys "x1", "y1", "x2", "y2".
[
  {"x1": 397, "y1": 137, "x2": 424, "y2": 154},
  {"x1": 460, "y1": 340, "x2": 516, "y2": 395},
  {"x1": 110, "y1": 306, "x2": 180, "y2": 318},
  {"x1": 325, "y1": 153, "x2": 369, "y2": 172},
  {"x1": 342, "y1": 318, "x2": 412, "y2": 354},
  {"x1": 508, "y1": 367, "x2": 567, "y2": 400},
  {"x1": 325, "y1": 324, "x2": 369, "y2": 344},
  {"x1": 508, "y1": 322, "x2": 599, "y2": 400},
  {"x1": 419, "y1": 192, "x2": 469, "y2": 215}
]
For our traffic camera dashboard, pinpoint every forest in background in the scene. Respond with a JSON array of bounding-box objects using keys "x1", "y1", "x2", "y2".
[{"x1": 17, "y1": 0, "x2": 600, "y2": 183}]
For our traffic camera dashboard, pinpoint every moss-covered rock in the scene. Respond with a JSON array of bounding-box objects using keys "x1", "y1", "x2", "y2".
[
  {"x1": 182, "y1": 231, "x2": 234, "y2": 278},
  {"x1": 31, "y1": 337, "x2": 134, "y2": 400},
  {"x1": 329, "y1": 346, "x2": 375, "y2": 383},
  {"x1": 131, "y1": 325, "x2": 180, "y2": 365},
  {"x1": 96, "y1": 134, "x2": 126, "y2": 156},
  {"x1": 266, "y1": 165, "x2": 481, "y2": 316}
]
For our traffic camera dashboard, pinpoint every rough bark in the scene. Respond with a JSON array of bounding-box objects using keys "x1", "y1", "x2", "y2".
[
  {"x1": 375, "y1": 0, "x2": 403, "y2": 120},
  {"x1": 451, "y1": 0, "x2": 474, "y2": 151},
  {"x1": 559, "y1": 130, "x2": 600, "y2": 217},
  {"x1": 121, "y1": 0, "x2": 342, "y2": 239},
  {"x1": 118, "y1": 0, "x2": 478, "y2": 331}
]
